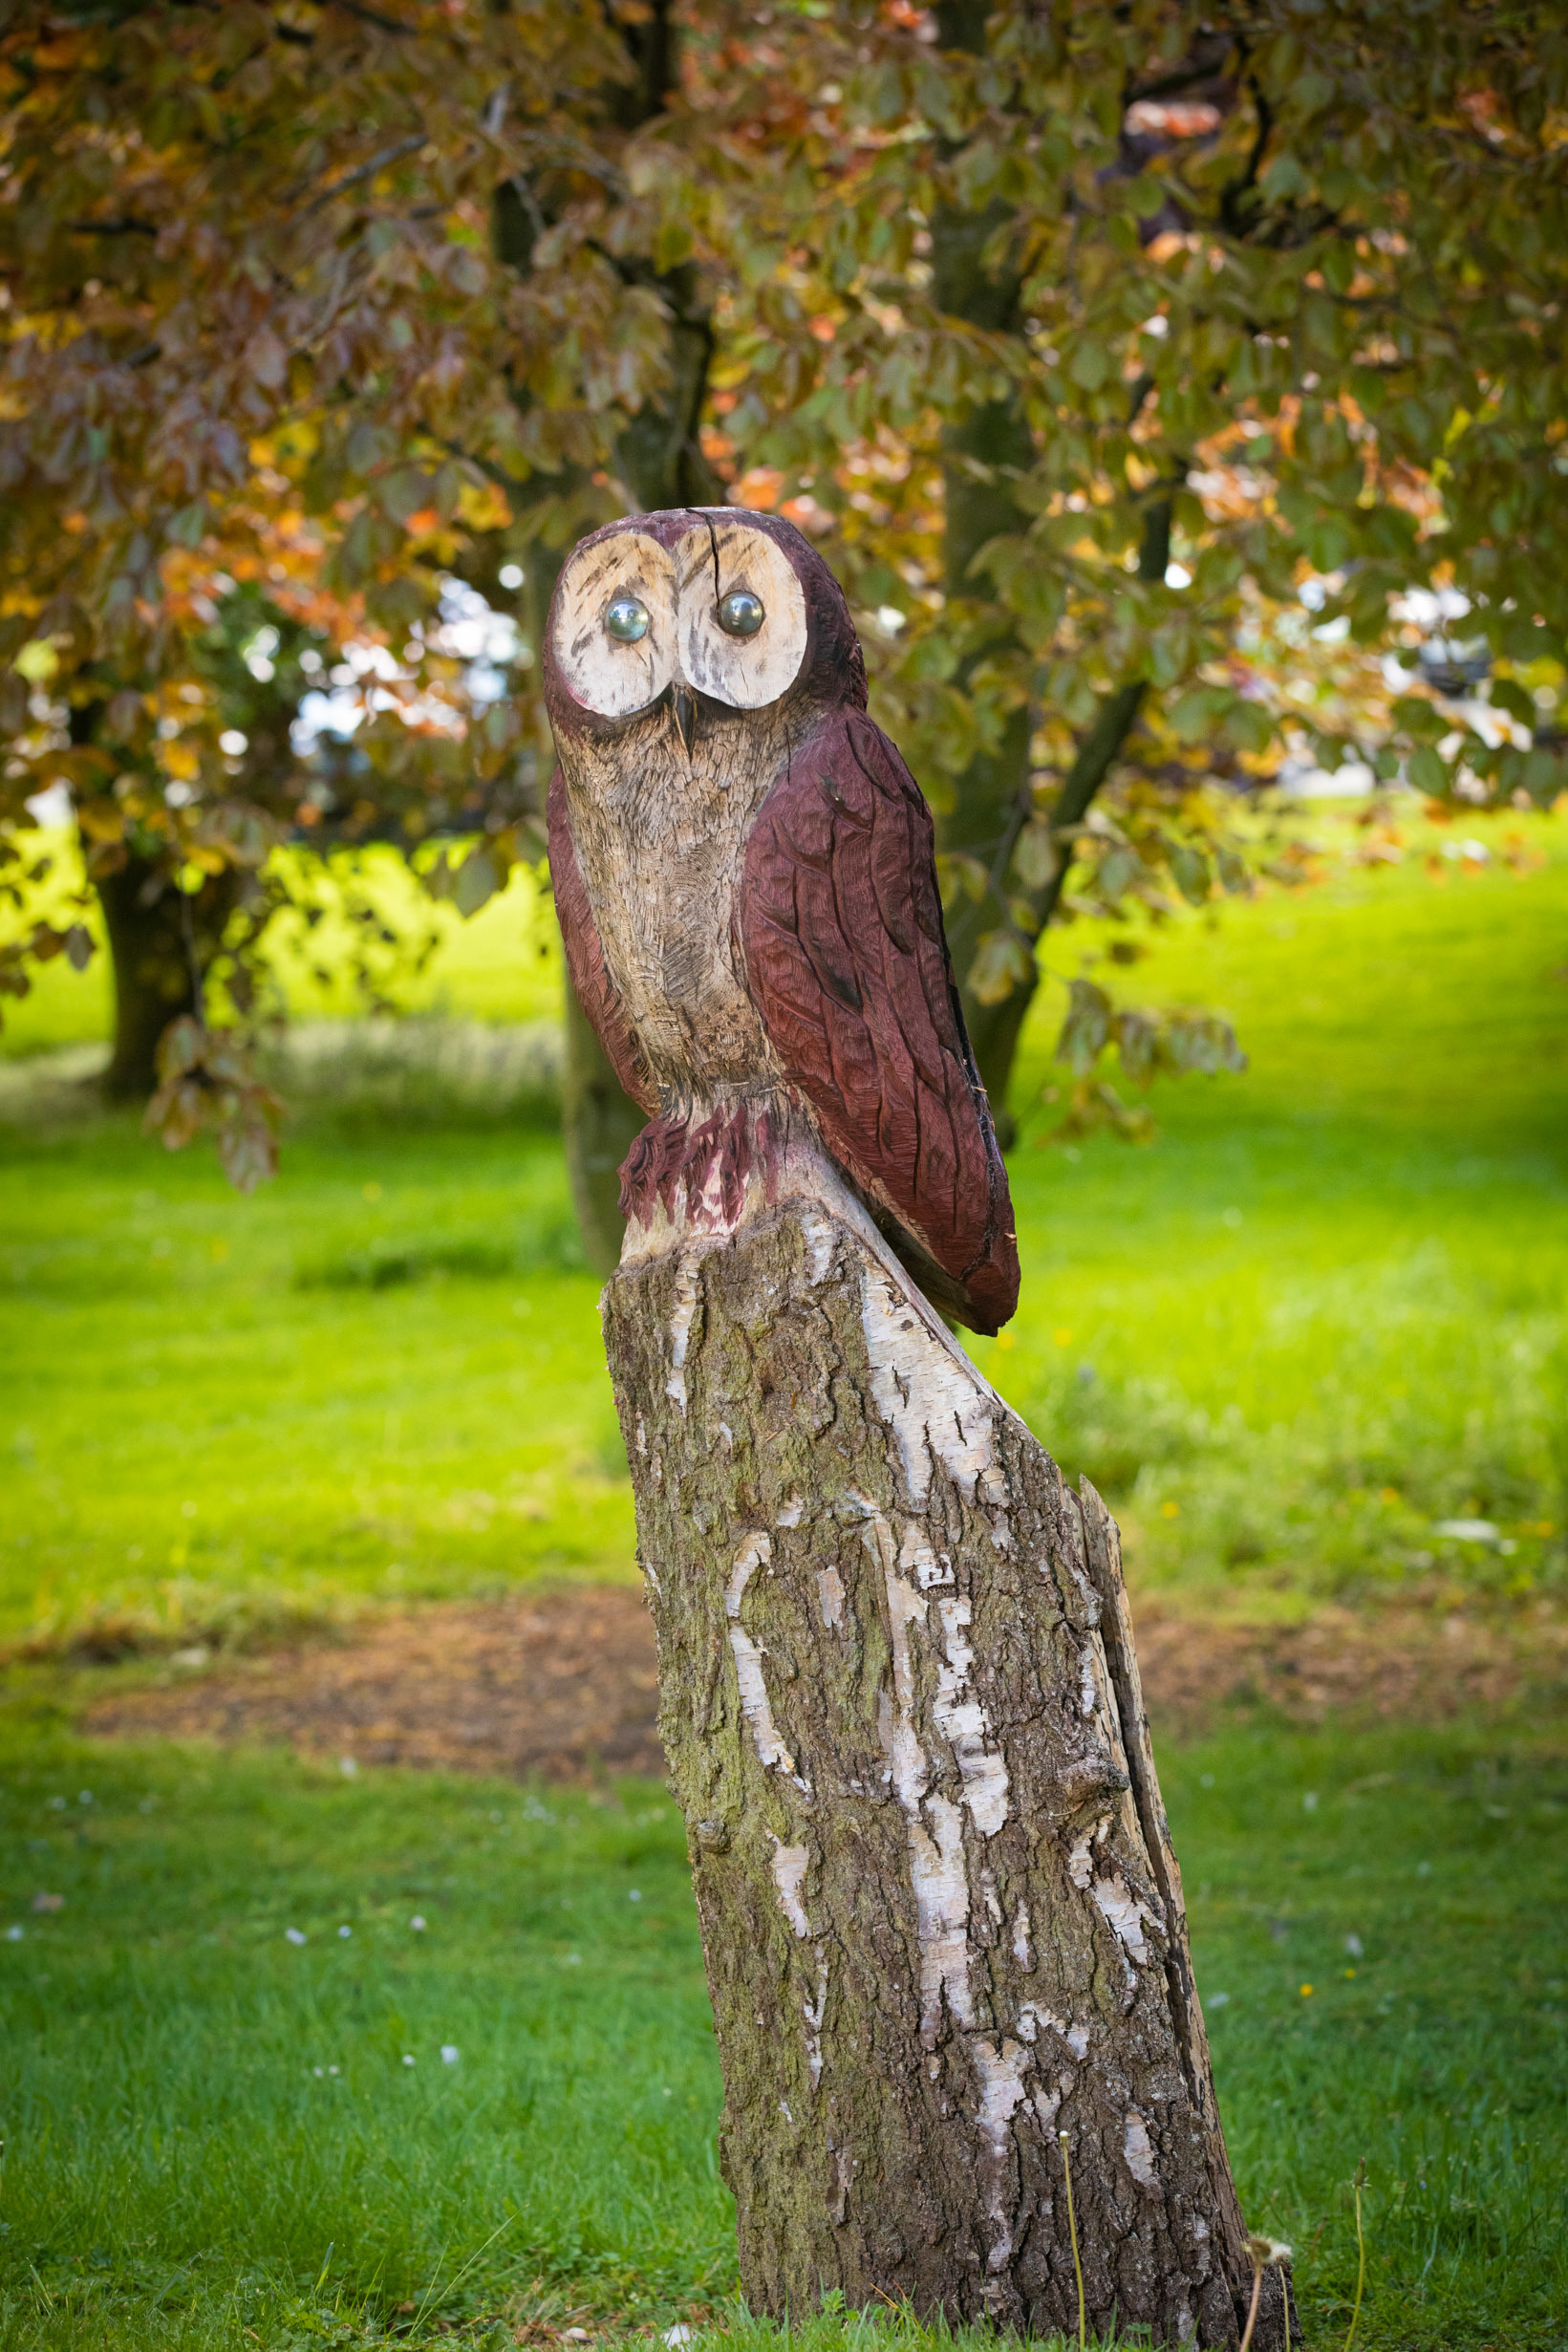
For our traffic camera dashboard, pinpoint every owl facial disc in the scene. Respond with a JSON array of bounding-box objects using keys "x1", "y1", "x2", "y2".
[
  {"x1": 551, "y1": 530, "x2": 677, "y2": 718},
  {"x1": 676, "y1": 518, "x2": 807, "y2": 709},
  {"x1": 550, "y1": 513, "x2": 809, "y2": 721}
]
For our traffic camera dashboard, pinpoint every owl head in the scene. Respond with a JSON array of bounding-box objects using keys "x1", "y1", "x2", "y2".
[{"x1": 542, "y1": 507, "x2": 866, "y2": 754}]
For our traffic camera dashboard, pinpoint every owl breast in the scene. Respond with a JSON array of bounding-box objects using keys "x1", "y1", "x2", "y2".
[{"x1": 557, "y1": 707, "x2": 790, "y2": 1098}]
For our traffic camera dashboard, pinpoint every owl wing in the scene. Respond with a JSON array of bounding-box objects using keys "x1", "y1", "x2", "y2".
[
  {"x1": 736, "y1": 705, "x2": 1020, "y2": 1334},
  {"x1": 547, "y1": 764, "x2": 657, "y2": 1115}
]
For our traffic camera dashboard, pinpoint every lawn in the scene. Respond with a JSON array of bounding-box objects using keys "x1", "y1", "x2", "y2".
[
  {"x1": 1, "y1": 803, "x2": 1566, "y2": 2349},
  {"x1": 1, "y1": 1705, "x2": 1562, "y2": 2350},
  {"x1": 2, "y1": 804, "x2": 1564, "y2": 1648}
]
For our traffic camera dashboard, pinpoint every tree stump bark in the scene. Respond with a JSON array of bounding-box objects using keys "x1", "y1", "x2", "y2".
[{"x1": 602, "y1": 1156, "x2": 1284, "y2": 2346}]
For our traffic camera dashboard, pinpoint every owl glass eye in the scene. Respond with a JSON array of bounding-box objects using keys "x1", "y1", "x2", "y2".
[
  {"x1": 718, "y1": 589, "x2": 765, "y2": 638},
  {"x1": 605, "y1": 593, "x2": 652, "y2": 643}
]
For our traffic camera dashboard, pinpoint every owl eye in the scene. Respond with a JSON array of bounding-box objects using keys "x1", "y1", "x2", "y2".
[
  {"x1": 551, "y1": 529, "x2": 676, "y2": 717},
  {"x1": 674, "y1": 518, "x2": 807, "y2": 710},
  {"x1": 718, "y1": 589, "x2": 764, "y2": 638},
  {"x1": 605, "y1": 594, "x2": 651, "y2": 643}
]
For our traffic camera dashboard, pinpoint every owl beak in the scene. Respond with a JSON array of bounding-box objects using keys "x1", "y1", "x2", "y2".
[{"x1": 668, "y1": 682, "x2": 698, "y2": 760}]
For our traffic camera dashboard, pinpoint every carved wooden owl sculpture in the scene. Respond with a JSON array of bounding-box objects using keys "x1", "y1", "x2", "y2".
[{"x1": 545, "y1": 508, "x2": 1020, "y2": 1335}]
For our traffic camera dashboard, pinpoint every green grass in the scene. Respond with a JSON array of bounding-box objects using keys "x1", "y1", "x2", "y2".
[
  {"x1": 2, "y1": 807, "x2": 1566, "y2": 2347},
  {"x1": 3, "y1": 805, "x2": 1565, "y2": 1647},
  {"x1": 0, "y1": 1706, "x2": 1561, "y2": 2349},
  {"x1": 989, "y1": 810, "x2": 1568, "y2": 1610},
  {"x1": 1, "y1": 1113, "x2": 635, "y2": 1651}
]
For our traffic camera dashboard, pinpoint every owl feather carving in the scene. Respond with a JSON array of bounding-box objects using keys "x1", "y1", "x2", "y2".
[{"x1": 544, "y1": 508, "x2": 1020, "y2": 1335}]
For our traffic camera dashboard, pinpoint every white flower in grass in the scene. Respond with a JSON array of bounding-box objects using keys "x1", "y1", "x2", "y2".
[
  {"x1": 5, "y1": 1926, "x2": 22, "y2": 1942},
  {"x1": 338, "y1": 1925, "x2": 352, "y2": 1938},
  {"x1": 410, "y1": 1914, "x2": 426, "y2": 1931},
  {"x1": 1246, "y1": 2233, "x2": 1293, "y2": 2268},
  {"x1": 628, "y1": 1888, "x2": 642, "y2": 1903},
  {"x1": 440, "y1": 2044, "x2": 460, "y2": 2064},
  {"x1": 285, "y1": 1928, "x2": 308, "y2": 1946},
  {"x1": 402, "y1": 2054, "x2": 416, "y2": 2067}
]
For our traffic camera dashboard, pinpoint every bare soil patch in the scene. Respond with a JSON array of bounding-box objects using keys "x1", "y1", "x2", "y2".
[
  {"x1": 85, "y1": 1586, "x2": 664, "y2": 1780},
  {"x1": 80, "y1": 1585, "x2": 1568, "y2": 1779}
]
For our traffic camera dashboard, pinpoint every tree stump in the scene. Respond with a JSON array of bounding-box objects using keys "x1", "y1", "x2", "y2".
[{"x1": 603, "y1": 1154, "x2": 1281, "y2": 2345}]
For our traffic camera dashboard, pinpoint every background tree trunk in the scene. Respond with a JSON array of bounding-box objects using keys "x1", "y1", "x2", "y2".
[
  {"x1": 602, "y1": 1158, "x2": 1288, "y2": 2345},
  {"x1": 95, "y1": 853, "x2": 209, "y2": 1102},
  {"x1": 924, "y1": 3, "x2": 1174, "y2": 1139},
  {"x1": 561, "y1": 980, "x2": 646, "y2": 1276},
  {"x1": 928, "y1": 1, "x2": 1037, "y2": 1136}
]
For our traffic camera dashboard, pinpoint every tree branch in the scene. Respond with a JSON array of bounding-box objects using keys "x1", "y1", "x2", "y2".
[
  {"x1": 306, "y1": 131, "x2": 425, "y2": 214},
  {"x1": 311, "y1": 0, "x2": 415, "y2": 35},
  {"x1": 1027, "y1": 488, "x2": 1174, "y2": 938}
]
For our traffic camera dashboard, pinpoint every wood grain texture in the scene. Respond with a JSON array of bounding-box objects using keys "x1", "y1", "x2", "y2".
[
  {"x1": 550, "y1": 526, "x2": 678, "y2": 718},
  {"x1": 548, "y1": 761, "x2": 656, "y2": 1115},
  {"x1": 675, "y1": 514, "x2": 809, "y2": 708},
  {"x1": 736, "y1": 703, "x2": 1019, "y2": 1334},
  {"x1": 544, "y1": 507, "x2": 1016, "y2": 1334}
]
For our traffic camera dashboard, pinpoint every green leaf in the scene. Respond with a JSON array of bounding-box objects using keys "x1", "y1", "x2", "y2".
[
  {"x1": 1163, "y1": 1013, "x2": 1248, "y2": 1076},
  {"x1": 380, "y1": 467, "x2": 433, "y2": 527},
  {"x1": 1114, "y1": 1008, "x2": 1158, "y2": 1086},
  {"x1": 1168, "y1": 842, "x2": 1211, "y2": 906},
  {"x1": 968, "y1": 928, "x2": 1036, "y2": 1006},
  {"x1": 1054, "y1": 976, "x2": 1111, "y2": 1074},
  {"x1": 1069, "y1": 340, "x2": 1109, "y2": 392},
  {"x1": 245, "y1": 327, "x2": 289, "y2": 389},
  {"x1": 453, "y1": 846, "x2": 501, "y2": 919},
  {"x1": 1489, "y1": 680, "x2": 1536, "y2": 729},
  {"x1": 446, "y1": 247, "x2": 487, "y2": 297},
  {"x1": 1222, "y1": 701, "x2": 1275, "y2": 756},
  {"x1": 1260, "y1": 154, "x2": 1309, "y2": 204},
  {"x1": 935, "y1": 852, "x2": 990, "y2": 908},
  {"x1": 1013, "y1": 821, "x2": 1060, "y2": 892},
  {"x1": 1097, "y1": 846, "x2": 1142, "y2": 901},
  {"x1": 1171, "y1": 686, "x2": 1230, "y2": 744},
  {"x1": 1392, "y1": 695, "x2": 1444, "y2": 744},
  {"x1": 168, "y1": 502, "x2": 207, "y2": 550}
]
